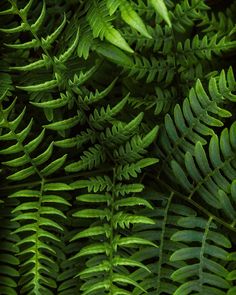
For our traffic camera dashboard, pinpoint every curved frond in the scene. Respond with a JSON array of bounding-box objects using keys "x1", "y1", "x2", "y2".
[
  {"x1": 171, "y1": 121, "x2": 236, "y2": 216},
  {"x1": 159, "y1": 68, "x2": 235, "y2": 171}
]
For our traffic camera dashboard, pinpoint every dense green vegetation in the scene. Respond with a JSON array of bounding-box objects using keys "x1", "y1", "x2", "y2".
[{"x1": 0, "y1": 0, "x2": 236, "y2": 294}]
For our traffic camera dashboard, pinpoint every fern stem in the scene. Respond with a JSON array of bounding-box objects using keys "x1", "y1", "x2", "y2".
[
  {"x1": 32, "y1": 178, "x2": 45, "y2": 294},
  {"x1": 156, "y1": 191, "x2": 174, "y2": 294},
  {"x1": 109, "y1": 168, "x2": 116, "y2": 294},
  {"x1": 199, "y1": 217, "x2": 212, "y2": 292}
]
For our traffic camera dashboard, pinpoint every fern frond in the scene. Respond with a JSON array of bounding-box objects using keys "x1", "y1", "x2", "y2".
[
  {"x1": 0, "y1": 0, "x2": 44, "y2": 34},
  {"x1": 69, "y1": 60, "x2": 102, "y2": 89},
  {"x1": 9, "y1": 181, "x2": 71, "y2": 294},
  {"x1": 43, "y1": 115, "x2": 81, "y2": 131},
  {"x1": 177, "y1": 34, "x2": 236, "y2": 65},
  {"x1": 54, "y1": 129, "x2": 96, "y2": 149},
  {"x1": 159, "y1": 68, "x2": 235, "y2": 170},
  {"x1": 67, "y1": 117, "x2": 158, "y2": 294},
  {"x1": 0, "y1": 73, "x2": 13, "y2": 98},
  {"x1": 1, "y1": 0, "x2": 236, "y2": 294},
  {"x1": 170, "y1": 216, "x2": 232, "y2": 295},
  {"x1": 41, "y1": 13, "x2": 67, "y2": 49},
  {"x1": 75, "y1": 77, "x2": 117, "y2": 109},
  {"x1": 128, "y1": 86, "x2": 177, "y2": 115},
  {"x1": 1, "y1": 1, "x2": 79, "y2": 94},
  {"x1": 30, "y1": 91, "x2": 71, "y2": 109},
  {"x1": 170, "y1": 0, "x2": 209, "y2": 33},
  {"x1": 89, "y1": 94, "x2": 128, "y2": 129},
  {"x1": 70, "y1": 174, "x2": 156, "y2": 294},
  {"x1": 171, "y1": 121, "x2": 236, "y2": 215},
  {"x1": 130, "y1": 189, "x2": 196, "y2": 295},
  {"x1": 116, "y1": 158, "x2": 158, "y2": 180},
  {"x1": 65, "y1": 144, "x2": 106, "y2": 172},
  {"x1": 0, "y1": 91, "x2": 71, "y2": 293},
  {"x1": 0, "y1": 101, "x2": 67, "y2": 180},
  {"x1": 76, "y1": 20, "x2": 94, "y2": 60},
  {"x1": 114, "y1": 126, "x2": 158, "y2": 163},
  {"x1": 71, "y1": 175, "x2": 113, "y2": 192},
  {"x1": 100, "y1": 112, "x2": 144, "y2": 146},
  {"x1": 125, "y1": 55, "x2": 175, "y2": 84},
  {"x1": 198, "y1": 10, "x2": 235, "y2": 37}
]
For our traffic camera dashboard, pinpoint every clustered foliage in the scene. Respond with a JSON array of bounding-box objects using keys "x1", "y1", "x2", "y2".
[{"x1": 0, "y1": 0, "x2": 236, "y2": 294}]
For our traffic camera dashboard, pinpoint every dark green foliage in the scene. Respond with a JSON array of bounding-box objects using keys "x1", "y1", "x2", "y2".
[{"x1": 0, "y1": 0, "x2": 236, "y2": 294}]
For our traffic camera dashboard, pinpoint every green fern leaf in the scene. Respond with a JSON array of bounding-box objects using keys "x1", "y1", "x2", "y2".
[
  {"x1": 149, "y1": 0, "x2": 171, "y2": 27},
  {"x1": 43, "y1": 115, "x2": 80, "y2": 131},
  {"x1": 87, "y1": 0, "x2": 134, "y2": 53}
]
